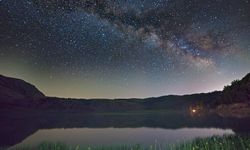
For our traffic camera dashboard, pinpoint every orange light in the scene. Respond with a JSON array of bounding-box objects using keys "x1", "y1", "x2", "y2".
[{"x1": 192, "y1": 109, "x2": 196, "y2": 113}]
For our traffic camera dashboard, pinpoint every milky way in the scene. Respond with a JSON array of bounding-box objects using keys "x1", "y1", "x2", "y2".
[{"x1": 0, "y1": 0, "x2": 250, "y2": 98}]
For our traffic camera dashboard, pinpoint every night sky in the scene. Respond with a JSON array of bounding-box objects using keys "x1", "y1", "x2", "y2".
[{"x1": 0, "y1": 0, "x2": 250, "y2": 98}]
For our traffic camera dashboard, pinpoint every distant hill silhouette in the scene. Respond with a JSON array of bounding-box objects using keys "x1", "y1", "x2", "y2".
[
  {"x1": 0, "y1": 73, "x2": 249, "y2": 111},
  {"x1": 0, "y1": 75, "x2": 45, "y2": 100}
]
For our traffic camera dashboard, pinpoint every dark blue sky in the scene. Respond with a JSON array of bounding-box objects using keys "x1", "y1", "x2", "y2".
[{"x1": 0, "y1": 0, "x2": 250, "y2": 98}]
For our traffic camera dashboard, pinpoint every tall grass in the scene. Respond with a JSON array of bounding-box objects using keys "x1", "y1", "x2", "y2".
[
  {"x1": 9, "y1": 135, "x2": 250, "y2": 150},
  {"x1": 173, "y1": 135, "x2": 250, "y2": 150}
]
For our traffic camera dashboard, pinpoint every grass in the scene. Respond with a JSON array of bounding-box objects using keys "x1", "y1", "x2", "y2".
[
  {"x1": 174, "y1": 135, "x2": 250, "y2": 150},
  {"x1": 7, "y1": 135, "x2": 250, "y2": 150}
]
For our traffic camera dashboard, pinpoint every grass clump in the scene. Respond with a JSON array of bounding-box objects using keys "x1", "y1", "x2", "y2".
[
  {"x1": 173, "y1": 135, "x2": 250, "y2": 150},
  {"x1": 10, "y1": 135, "x2": 250, "y2": 150}
]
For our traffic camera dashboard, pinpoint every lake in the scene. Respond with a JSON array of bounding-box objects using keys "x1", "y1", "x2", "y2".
[
  {"x1": 1, "y1": 109, "x2": 250, "y2": 149},
  {"x1": 12, "y1": 127, "x2": 233, "y2": 148}
]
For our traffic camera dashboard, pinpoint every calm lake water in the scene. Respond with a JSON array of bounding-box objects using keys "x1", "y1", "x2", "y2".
[
  {"x1": 1, "y1": 109, "x2": 250, "y2": 149},
  {"x1": 13, "y1": 127, "x2": 233, "y2": 148}
]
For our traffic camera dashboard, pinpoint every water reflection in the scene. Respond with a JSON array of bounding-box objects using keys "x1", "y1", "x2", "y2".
[
  {"x1": 14, "y1": 127, "x2": 234, "y2": 147},
  {"x1": 1, "y1": 109, "x2": 250, "y2": 148}
]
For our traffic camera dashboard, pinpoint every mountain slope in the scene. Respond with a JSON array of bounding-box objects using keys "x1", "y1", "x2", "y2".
[
  {"x1": 212, "y1": 73, "x2": 250, "y2": 118},
  {"x1": 216, "y1": 73, "x2": 250, "y2": 105},
  {"x1": 0, "y1": 75, "x2": 45, "y2": 100}
]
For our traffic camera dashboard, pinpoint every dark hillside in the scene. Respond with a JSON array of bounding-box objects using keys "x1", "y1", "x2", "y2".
[{"x1": 215, "y1": 73, "x2": 250, "y2": 105}]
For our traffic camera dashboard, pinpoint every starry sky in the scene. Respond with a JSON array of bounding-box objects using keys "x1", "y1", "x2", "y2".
[{"x1": 0, "y1": 0, "x2": 250, "y2": 98}]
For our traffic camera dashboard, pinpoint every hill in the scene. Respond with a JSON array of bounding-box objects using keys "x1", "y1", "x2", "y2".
[
  {"x1": 0, "y1": 75, "x2": 45, "y2": 100},
  {"x1": 216, "y1": 73, "x2": 250, "y2": 105},
  {"x1": 0, "y1": 74, "x2": 218, "y2": 112},
  {"x1": 0, "y1": 73, "x2": 249, "y2": 113},
  {"x1": 212, "y1": 73, "x2": 250, "y2": 118}
]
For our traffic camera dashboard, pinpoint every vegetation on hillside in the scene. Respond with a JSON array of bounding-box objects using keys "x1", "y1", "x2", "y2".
[{"x1": 216, "y1": 73, "x2": 250, "y2": 105}]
